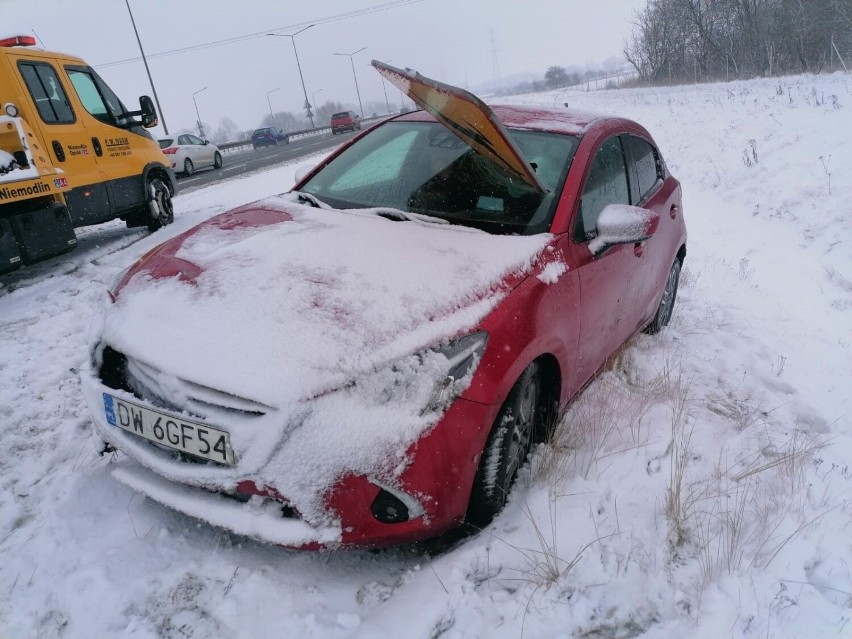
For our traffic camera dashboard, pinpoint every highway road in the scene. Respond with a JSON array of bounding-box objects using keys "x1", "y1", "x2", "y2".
[{"x1": 174, "y1": 128, "x2": 361, "y2": 192}]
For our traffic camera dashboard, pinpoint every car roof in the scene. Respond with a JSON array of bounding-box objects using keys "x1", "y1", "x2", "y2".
[{"x1": 392, "y1": 104, "x2": 610, "y2": 136}]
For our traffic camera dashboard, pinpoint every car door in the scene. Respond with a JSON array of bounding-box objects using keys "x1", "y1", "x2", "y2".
[
  {"x1": 623, "y1": 134, "x2": 679, "y2": 322},
  {"x1": 63, "y1": 65, "x2": 149, "y2": 219},
  {"x1": 187, "y1": 134, "x2": 212, "y2": 166},
  {"x1": 568, "y1": 135, "x2": 644, "y2": 387}
]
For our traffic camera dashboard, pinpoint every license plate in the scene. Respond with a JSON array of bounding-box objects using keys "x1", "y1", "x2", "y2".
[{"x1": 102, "y1": 393, "x2": 234, "y2": 465}]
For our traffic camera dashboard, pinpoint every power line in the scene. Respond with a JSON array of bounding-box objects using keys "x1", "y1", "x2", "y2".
[{"x1": 95, "y1": 0, "x2": 423, "y2": 69}]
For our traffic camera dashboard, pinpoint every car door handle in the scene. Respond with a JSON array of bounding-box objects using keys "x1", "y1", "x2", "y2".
[
  {"x1": 634, "y1": 242, "x2": 645, "y2": 257},
  {"x1": 670, "y1": 204, "x2": 679, "y2": 219}
]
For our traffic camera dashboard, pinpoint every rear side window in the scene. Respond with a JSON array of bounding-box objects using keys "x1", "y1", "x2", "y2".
[
  {"x1": 578, "y1": 137, "x2": 630, "y2": 240},
  {"x1": 18, "y1": 62, "x2": 75, "y2": 124},
  {"x1": 625, "y1": 135, "x2": 662, "y2": 203}
]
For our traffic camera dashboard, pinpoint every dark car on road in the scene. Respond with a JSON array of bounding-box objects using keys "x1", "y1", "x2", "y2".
[
  {"x1": 251, "y1": 127, "x2": 289, "y2": 149},
  {"x1": 331, "y1": 110, "x2": 361, "y2": 134}
]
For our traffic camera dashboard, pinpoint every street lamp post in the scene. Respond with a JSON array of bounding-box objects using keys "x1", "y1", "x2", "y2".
[
  {"x1": 333, "y1": 47, "x2": 366, "y2": 118},
  {"x1": 267, "y1": 26, "x2": 315, "y2": 128},
  {"x1": 379, "y1": 58, "x2": 392, "y2": 115},
  {"x1": 124, "y1": 0, "x2": 169, "y2": 133},
  {"x1": 192, "y1": 86, "x2": 207, "y2": 138},
  {"x1": 267, "y1": 87, "x2": 280, "y2": 128}
]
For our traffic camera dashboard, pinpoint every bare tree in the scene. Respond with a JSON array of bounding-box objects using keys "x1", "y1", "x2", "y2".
[
  {"x1": 625, "y1": 0, "x2": 852, "y2": 82},
  {"x1": 211, "y1": 117, "x2": 239, "y2": 144}
]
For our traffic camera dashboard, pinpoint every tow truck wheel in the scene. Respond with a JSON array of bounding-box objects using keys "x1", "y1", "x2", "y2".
[{"x1": 146, "y1": 177, "x2": 174, "y2": 232}]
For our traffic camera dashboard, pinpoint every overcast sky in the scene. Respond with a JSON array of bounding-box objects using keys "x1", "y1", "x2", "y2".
[{"x1": 1, "y1": 0, "x2": 646, "y2": 135}]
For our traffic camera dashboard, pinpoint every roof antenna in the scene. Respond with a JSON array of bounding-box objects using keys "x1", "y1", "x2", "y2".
[{"x1": 31, "y1": 29, "x2": 46, "y2": 48}]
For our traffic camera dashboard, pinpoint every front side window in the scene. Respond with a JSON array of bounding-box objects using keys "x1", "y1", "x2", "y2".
[
  {"x1": 625, "y1": 135, "x2": 662, "y2": 204},
  {"x1": 187, "y1": 134, "x2": 204, "y2": 145},
  {"x1": 301, "y1": 121, "x2": 577, "y2": 235},
  {"x1": 577, "y1": 137, "x2": 630, "y2": 240},
  {"x1": 65, "y1": 67, "x2": 125, "y2": 126},
  {"x1": 18, "y1": 62, "x2": 75, "y2": 124}
]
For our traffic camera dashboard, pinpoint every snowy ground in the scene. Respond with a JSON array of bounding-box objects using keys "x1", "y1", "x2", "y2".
[{"x1": 1, "y1": 72, "x2": 850, "y2": 638}]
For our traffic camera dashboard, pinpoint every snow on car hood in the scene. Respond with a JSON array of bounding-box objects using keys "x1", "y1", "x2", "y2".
[
  {"x1": 104, "y1": 193, "x2": 550, "y2": 408},
  {"x1": 95, "y1": 193, "x2": 551, "y2": 521}
]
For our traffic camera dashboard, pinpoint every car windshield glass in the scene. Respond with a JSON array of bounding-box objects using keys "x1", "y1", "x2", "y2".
[
  {"x1": 300, "y1": 121, "x2": 578, "y2": 234},
  {"x1": 158, "y1": 138, "x2": 173, "y2": 149}
]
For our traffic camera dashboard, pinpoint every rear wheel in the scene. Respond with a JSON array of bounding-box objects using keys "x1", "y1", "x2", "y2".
[
  {"x1": 644, "y1": 259, "x2": 682, "y2": 334},
  {"x1": 213, "y1": 151, "x2": 223, "y2": 169},
  {"x1": 183, "y1": 158, "x2": 194, "y2": 177},
  {"x1": 146, "y1": 177, "x2": 174, "y2": 232},
  {"x1": 467, "y1": 363, "x2": 541, "y2": 527}
]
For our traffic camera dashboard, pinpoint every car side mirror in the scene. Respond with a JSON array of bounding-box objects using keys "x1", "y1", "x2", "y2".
[
  {"x1": 139, "y1": 95, "x2": 158, "y2": 128},
  {"x1": 589, "y1": 204, "x2": 660, "y2": 255},
  {"x1": 203, "y1": 140, "x2": 209, "y2": 145},
  {"x1": 294, "y1": 163, "x2": 316, "y2": 184}
]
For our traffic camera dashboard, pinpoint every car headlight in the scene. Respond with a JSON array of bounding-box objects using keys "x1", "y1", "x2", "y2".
[{"x1": 423, "y1": 331, "x2": 488, "y2": 413}]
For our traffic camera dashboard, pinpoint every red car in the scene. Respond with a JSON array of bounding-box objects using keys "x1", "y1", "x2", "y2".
[
  {"x1": 81, "y1": 63, "x2": 686, "y2": 549},
  {"x1": 330, "y1": 110, "x2": 361, "y2": 134}
]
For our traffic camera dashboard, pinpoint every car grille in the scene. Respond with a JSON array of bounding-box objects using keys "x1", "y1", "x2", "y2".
[{"x1": 99, "y1": 345, "x2": 270, "y2": 418}]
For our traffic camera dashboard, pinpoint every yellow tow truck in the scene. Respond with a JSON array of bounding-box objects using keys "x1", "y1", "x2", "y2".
[{"x1": 0, "y1": 34, "x2": 176, "y2": 274}]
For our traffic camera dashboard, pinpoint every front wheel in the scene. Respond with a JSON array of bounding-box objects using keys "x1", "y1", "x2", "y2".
[
  {"x1": 467, "y1": 363, "x2": 541, "y2": 527},
  {"x1": 146, "y1": 177, "x2": 174, "y2": 232},
  {"x1": 213, "y1": 151, "x2": 223, "y2": 169},
  {"x1": 644, "y1": 259, "x2": 682, "y2": 334}
]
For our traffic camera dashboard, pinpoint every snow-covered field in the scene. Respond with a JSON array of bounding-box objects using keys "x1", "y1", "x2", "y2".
[{"x1": 2, "y1": 72, "x2": 850, "y2": 638}]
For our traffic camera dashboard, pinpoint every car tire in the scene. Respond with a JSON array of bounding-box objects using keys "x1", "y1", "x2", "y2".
[
  {"x1": 644, "y1": 258, "x2": 682, "y2": 335},
  {"x1": 213, "y1": 151, "x2": 223, "y2": 169},
  {"x1": 467, "y1": 362, "x2": 541, "y2": 528},
  {"x1": 146, "y1": 177, "x2": 174, "y2": 232},
  {"x1": 183, "y1": 158, "x2": 194, "y2": 177}
]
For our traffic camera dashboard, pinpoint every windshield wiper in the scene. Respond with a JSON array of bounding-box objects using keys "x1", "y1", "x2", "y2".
[
  {"x1": 291, "y1": 191, "x2": 326, "y2": 208},
  {"x1": 371, "y1": 207, "x2": 448, "y2": 225}
]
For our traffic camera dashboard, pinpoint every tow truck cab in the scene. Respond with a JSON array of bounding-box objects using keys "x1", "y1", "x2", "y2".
[{"x1": 0, "y1": 35, "x2": 176, "y2": 275}]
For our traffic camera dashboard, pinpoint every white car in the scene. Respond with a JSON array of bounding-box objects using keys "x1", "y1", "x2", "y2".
[{"x1": 158, "y1": 134, "x2": 223, "y2": 177}]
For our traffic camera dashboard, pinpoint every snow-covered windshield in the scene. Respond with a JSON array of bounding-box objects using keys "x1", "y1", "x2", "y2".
[{"x1": 300, "y1": 121, "x2": 578, "y2": 235}]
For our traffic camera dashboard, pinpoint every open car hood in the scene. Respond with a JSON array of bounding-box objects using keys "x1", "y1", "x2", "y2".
[{"x1": 373, "y1": 60, "x2": 546, "y2": 194}]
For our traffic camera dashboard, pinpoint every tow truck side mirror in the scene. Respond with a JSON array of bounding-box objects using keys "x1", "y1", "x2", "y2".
[{"x1": 139, "y1": 95, "x2": 158, "y2": 128}]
